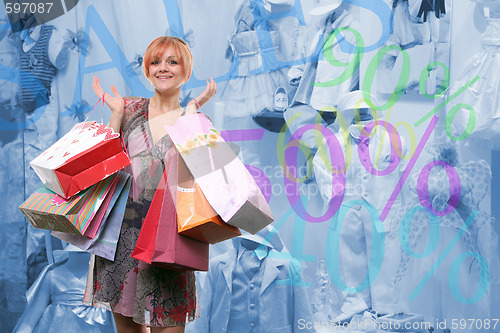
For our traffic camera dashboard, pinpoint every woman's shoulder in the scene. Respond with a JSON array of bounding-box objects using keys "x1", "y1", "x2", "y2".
[
  {"x1": 121, "y1": 97, "x2": 148, "y2": 127},
  {"x1": 123, "y1": 96, "x2": 148, "y2": 109},
  {"x1": 123, "y1": 96, "x2": 148, "y2": 116}
]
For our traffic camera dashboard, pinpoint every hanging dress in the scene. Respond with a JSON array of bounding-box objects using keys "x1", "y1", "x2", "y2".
[
  {"x1": 219, "y1": 0, "x2": 289, "y2": 117},
  {"x1": 450, "y1": 18, "x2": 500, "y2": 147},
  {"x1": 389, "y1": 148, "x2": 500, "y2": 322}
]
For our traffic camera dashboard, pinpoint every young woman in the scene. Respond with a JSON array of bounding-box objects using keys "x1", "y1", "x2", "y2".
[{"x1": 85, "y1": 36, "x2": 216, "y2": 333}]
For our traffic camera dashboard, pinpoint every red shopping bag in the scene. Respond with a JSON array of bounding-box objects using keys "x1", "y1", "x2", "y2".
[
  {"x1": 132, "y1": 168, "x2": 209, "y2": 271},
  {"x1": 30, "y1": 121, "x2": 131, "y2": 198},
  {"x1": 19, "y1": 173, "x2": 120, "y2": 236}
]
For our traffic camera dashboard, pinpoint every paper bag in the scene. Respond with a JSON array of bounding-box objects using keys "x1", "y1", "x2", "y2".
[
  {"x1": 132, "y1": 168, "x2": 209, "y2": 271},
  {"x1": 51, "y1": 172, "x2": 131, "y2": 261},
  {"x1": 30, "y1": 121, "x2": 131, "y2": 198},
  {"x1": 177, "y1": 183, "x2": 241, "y2": 244},
  {"x1": 165, "y1": 113, "x2": 273, "y2": 234},
  {"x1": 19, "y1": 173, "x2": 120, "y2": 236}
]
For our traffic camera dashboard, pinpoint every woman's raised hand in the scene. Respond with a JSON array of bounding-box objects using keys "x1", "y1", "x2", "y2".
[
  {"x1": 186, "y1": 77, "x2": 217, "y2": 114},
  {"x1": 93, "y1": 76, "x2": 125, "y2": 132},
  {"x1": 92, "y1": 76, "x2": 124, "y2": 115}
]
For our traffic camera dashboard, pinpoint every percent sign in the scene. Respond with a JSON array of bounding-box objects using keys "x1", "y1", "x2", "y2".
[
  {"x1": 371, "y1": 67, "x2": 486, "y2": 302},
  {"x1": 280, "y1": 57, "x2": 486, "y2": 300}
]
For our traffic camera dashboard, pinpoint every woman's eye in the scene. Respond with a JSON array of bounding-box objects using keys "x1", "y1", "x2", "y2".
[
  {"x1": 151, "y1": 60, "x2": 159, "y2": 65},
  {"x1": 169, "y1": 60, "x2": 178, "y2": 65}
]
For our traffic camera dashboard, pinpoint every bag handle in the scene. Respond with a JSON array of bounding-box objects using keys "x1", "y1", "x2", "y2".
[
  {"x1": 192, "y1": 98, "x2": 216, "y2": 172},
  {"x1": 84, "y1": 95, "x2": 105, "y2": 123},
  {"x1": 192, "y1": 98, "x2": 211, "y2": 122},
  {"x1": 85, "y1": 96, "x2": 129, "y2": 156},
  {"x1": 193, "y1": 98, "x2": 203, "y2": 115}
]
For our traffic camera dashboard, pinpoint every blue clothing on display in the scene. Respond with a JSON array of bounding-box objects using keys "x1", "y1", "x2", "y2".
[
  {"x1": 284, "y1": 6, "x2": 359, "y2": 153},
  {"x1": 390, "y1": 0, "x2": 425, "y2": 49},
  {"x1": 289, "y1": 8, "x2": 359, "y2": 111},
  {"x1": 450, "y1": 17, "x2": 500, "y2": 148},
  {"x1": 13, "y1": 249, "x2": 116, "y2": 333},
  {"x1": 20, "y1": 25, "x2": 57, "y2": 114},
  {"x1": 227, "y1": 241, "x2": 267, "y2": 332},
  {"x1": 313, "y1": 109, "x2": 410, "y2": 316},
  {"x1": 377, "y1": 0, "x2": 452, "y2": 95},
  {"x1": 219, "y1": 0, "x2": 290, "y2": 117},
  {"x1": 389, "y1": 140, "x2": 500, "y2": 323},
  {"x1": 188, "y1": 233, "x2": 315, "y2": 332}
]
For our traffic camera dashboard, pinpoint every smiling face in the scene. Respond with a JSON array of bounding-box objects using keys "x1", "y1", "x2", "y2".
[
  {"x1": 143, "y1": 36, "x2": 193, "y2": 93},
  {"x1": 148, "y1": 50, "x2": 188, "y2": 92}
]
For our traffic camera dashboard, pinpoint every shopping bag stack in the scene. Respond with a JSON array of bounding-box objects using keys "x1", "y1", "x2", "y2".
[
  {"x1": 131, "y1": 150, "x2": 243, "y2": 271},
  {"x1": 131, "y1": 111, "x2": 274, "y2": 271},
  {"x1": 30, "y1": 121, "x2": 131, "y2": 198},
  {"x1": 164, "y1": 112, "x2": 274, "y2": 235},
  {"x1": 19, "y1": 121, "x2": 132, "y2": 261}
]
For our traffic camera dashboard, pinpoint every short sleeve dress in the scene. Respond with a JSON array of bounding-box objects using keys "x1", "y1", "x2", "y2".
[{"x1": 83, "y1": 97, "x2": 197, "y2": 327}]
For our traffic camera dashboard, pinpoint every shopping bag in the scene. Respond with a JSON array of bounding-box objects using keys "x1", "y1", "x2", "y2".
[
  {"x1": 19, "y1": 173, "x2": 120, "y2": 236},
  {"x1": 177, "y1": 183, "x2": 241, "y2": 244},
  {"x1": 30, "y1": 121, "x2": 131, "y2": 198},
  {"x1": 51, "y1": 171, "x2": 131, "y2": 261},
  {"x1": 164, "y1": 113, "x2": 273, "y2": 234},
  {"x1": 132, "y1": 167, "x2": 209, "y2": 271},
  {"x1": 176, "y1": 155, "x2": 241, "y2": 244}
]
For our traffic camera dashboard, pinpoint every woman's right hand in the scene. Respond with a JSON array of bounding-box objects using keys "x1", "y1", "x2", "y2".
[
  {"x1": 93, "y1": 76, "x2": 124, "y2": 133},
  {"x1": 92, "y1": 75, "x2": 124, "y2": 115}
]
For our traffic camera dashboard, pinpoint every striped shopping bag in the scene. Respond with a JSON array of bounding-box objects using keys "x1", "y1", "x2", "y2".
[{"x1": 19, "y1": 172, "x2": 120, "y2": 237}]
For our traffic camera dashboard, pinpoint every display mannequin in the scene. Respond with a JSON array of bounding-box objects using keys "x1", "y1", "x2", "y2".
[
  {"x1": 13, "y1": 245, "x2": 116, "y2": 333},
  {"x1": 313, "y1": 91, "x2": 410, "y2": 320},
  {"x1": 187, "y1": 227, "x2": 315, "y2": 332},
  {"x1": 284, "y1": 0, "x2": 359, "y2": 169},
  {"x1": 450, "y1": 1, "x2": 500, "y2": 147}
]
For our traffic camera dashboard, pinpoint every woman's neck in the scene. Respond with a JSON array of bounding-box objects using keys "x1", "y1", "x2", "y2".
[{"x1": 149, "y1": 90, "x2": 182, "y2": 113}]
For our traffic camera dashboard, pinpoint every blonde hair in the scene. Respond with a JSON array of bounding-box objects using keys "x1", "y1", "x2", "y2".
[{"x1": 142, "y1": 36, "x2": 193, "y2": 82}]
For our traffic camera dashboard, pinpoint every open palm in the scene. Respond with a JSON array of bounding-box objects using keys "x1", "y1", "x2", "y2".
[
  {"x1": 92, "y1": 75, "x2": 124, "y2": 115},
  {"x1": 185, "y1": 77, "x2": 217, "y2": 114}
]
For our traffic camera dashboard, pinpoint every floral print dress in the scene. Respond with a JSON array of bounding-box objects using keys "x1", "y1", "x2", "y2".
[{"x1": 83, "y1": 97, "x2": 197, "y2": 327}]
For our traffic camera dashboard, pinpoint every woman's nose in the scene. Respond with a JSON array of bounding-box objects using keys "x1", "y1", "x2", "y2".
[{"x1": 159, "y1": 62, "x2": 168, "y2": 71}]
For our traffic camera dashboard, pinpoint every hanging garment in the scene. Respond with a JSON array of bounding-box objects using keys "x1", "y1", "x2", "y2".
[
  {"x1": 391, "y1": 0, "x2": 425, "y2": 48},
  {"x1": 313, "y1": 119, "x2": 411, "y2": 315},
  {"x1": 291, "y1": 9, "x2": 360, "y2": 111},
  {"x1": 450, "y1": 18, "x2": 500, "y2": 147},
  {"x1": 388, "y1": 153, "x2": 500, "y2": 323},
  {"x1": 13, "y1": 250, "x2": 116, "y2": 333},
  {"x1": 219, "y1": 0, "x2": 290, "y2": 117},
  {"x1": 20, "y1": 25, "x2": 57, "y2": 114}
]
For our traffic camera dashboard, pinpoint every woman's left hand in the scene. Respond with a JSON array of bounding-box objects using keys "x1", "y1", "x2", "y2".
[{"x1": 186, "y1": 77, "x2": 217, "y2": 114}]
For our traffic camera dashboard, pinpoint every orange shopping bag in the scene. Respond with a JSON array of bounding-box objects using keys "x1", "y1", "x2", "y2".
[{"x1": 176, "y1": 156, "x2": 240, "y2": 244}]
